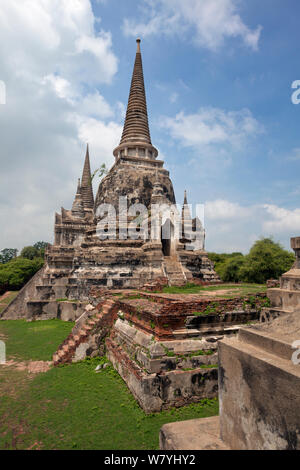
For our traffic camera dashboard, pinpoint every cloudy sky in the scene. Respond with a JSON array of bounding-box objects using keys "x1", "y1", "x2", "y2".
[{"x1": 0, "y1": 0, "x2": 300, "y2": 254}]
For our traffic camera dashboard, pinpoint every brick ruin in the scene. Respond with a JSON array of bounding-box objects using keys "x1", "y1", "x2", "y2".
[{"x1": 49, "y1": 288, "x2": 268, "y2": 412}]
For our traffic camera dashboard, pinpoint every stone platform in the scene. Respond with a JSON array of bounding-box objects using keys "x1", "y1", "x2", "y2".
[
  {"x1": 160, "y1": 416, "x2": 229, "y2": 450},
  {"x1": 105, "y1": 289, "x2": 267, "y2": 412},
  {"x1": 48, "y1": 286, "x2": 268, "y2": 413}
]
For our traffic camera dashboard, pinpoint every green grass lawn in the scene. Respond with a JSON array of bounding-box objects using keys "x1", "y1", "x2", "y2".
[
  {"x1": 161, "y1": 283, "x2": 267, "y2": 296},
  {"x1": 0, "y1": 320, "x2": 74, "y2": 361},
  {"x1": 0, "y1": 320, "x2": 218, "y2": 450}
]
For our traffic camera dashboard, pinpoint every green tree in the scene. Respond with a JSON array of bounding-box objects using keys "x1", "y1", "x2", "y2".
[
  {"x1": 20, "y1": 246, "x2": 39, "y2": 260},
  {"x1": 0, "y1": 257, "x2": 44, "y2": 294},
  {"x1": 208, "y1": 252, "x2": 244, "y2": 281},
  {"x1": 217, "y1": 255, "x2": 245, "y2": 282},
  {"x1": 0, "y1": 248, "x2": 18, "y2": 264},
  {"x1": 239, "y1": 238, "x2": 295, "y2": 284},
  {"x1": 33, "y1": 241, "x2": 49, "y2": 258}
]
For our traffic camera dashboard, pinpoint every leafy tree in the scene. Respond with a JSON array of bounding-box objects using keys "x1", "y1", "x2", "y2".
[
  {"x1": 239, "y1": 238, "x2": 295, "y2": 284},
  {"x1": 0, "y1": 248, "x2": 18, "y2": 264},
  {"x1": 217, "y1": 255, "x2": 245, "y2": 282},
  {"x1": 33, "y1": 241, "x2": 49, "y2": 258},
  {"x1": 20, "y1": 246, "x2": 39, "y2": 260},
  {"x1": 0, "y1": 257, "x2": 44, "y2": 294},
  {"x1": 208, "y1": 252, "x2": 244, "y2": 281}
]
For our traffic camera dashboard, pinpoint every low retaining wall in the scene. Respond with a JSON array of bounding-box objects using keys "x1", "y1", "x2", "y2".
[{"x1": 106, "y1": 336, "x2": 218, "y2": 413}]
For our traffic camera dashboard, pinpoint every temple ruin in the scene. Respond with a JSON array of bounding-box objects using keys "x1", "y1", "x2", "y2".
[{"x1": 2, "y1": 39, "x2": 219, "y2": 321}]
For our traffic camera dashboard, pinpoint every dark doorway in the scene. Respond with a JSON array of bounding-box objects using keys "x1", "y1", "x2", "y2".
[
  {"x1": 161, "y1": 220, "x2": 173, "y2": 257},
  {"x1": 162, "y1": 229, "x2": 171, "y2": 256}
]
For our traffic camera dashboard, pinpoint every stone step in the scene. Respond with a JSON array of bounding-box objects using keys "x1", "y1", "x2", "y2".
[
  {"x1": 173, "y1": 325, "x2": 241, "y2": 339},
  {"x1": 82, "y1": 324, "x2": 93, "y2": 332},
  {"x1": 238, "y1": 327, "x2": 294, "y2": 361},
  {"x1": 160, "y1": 416, "x2": 229, "y2": 450},
  {"x1": 164, "y1": 267, "x2": 183, "y2": 274}
]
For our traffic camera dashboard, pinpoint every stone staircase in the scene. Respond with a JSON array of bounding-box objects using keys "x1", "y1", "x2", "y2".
[
  {"x1": 53, "y1": 298, "x2": 116, "y2": 366},
  {"x1": 163, "y1": 257, "x2": 187, "y2": 286}
]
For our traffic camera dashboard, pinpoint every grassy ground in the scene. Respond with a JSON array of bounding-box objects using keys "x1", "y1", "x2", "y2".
[
  {"x1": 162, "y1": 283, "x2": 267, "y2": 296},
  {"x1": 0, "y1": 320, "x2": 218, "y2": 450},
  {"x1": 0, "y1": 320, "x2": 74, "y2": 361}
]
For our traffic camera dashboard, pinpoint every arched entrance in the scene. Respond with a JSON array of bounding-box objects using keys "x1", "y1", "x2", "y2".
[{"x1": 161, "y1": 219, "x2": 174, "y2": 257}]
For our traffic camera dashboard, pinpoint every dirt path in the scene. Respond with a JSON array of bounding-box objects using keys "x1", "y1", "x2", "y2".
[{"x1": 1, "y1": 360, "x2": 52, "y2": 374}]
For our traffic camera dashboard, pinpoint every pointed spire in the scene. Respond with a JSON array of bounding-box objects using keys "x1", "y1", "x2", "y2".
[
  {"x1": 120, "y1": 39, "x2": 151, "y2": 146},
  {"x1": 81, "y1": 144, "x2": 94, "y2": 211},
  {"x1": 72, "y1": 179, "x2": 85, "y2": 218},
  {"x1": 183, "y1": 190, "x2": 188, "y2": 206},
  {"x1": 182, "y1": 191, "x2": 191, "y2": 217},
  {"x1": 181, "y1": 190, "x2": 193, "y2": 245}
]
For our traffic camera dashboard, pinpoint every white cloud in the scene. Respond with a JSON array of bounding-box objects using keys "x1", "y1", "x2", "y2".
[
  {"x1": 42, "y1": 74, "x2": 75, "y2": 102},
  {"x1": 77, "y1": 117, "x2": 122, "y2": 168},
  {"x1": 123, "y1": 0, "x2": 262, "y2": 51},
  {"x1": 203, "y1": 200, "x2": 300, "y2": 253},
  {"x1": 262, "y1": 205, "x2": 300, "y2": 234},
  {"x1": 0, "y1": 0, "x2": 122, "y2": 250},
  {"x1": 0, "y1": 0, "x2": 118, "y2": 85},
  {"x1": 160, "y1": 107, "x2": 262, "y2": 149},
  {"x1": 205, "y1": 200, "x2": 251, "y2": 220}
]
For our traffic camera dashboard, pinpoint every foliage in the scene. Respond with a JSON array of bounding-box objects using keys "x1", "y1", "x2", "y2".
[
  {"x1": 20, "y1": 242, "x2": 48, "y2": 260},
  {"x1": 0, "y1": 257, "x2": 44, "y2": 294},
  {"x1": 216, "y1": 255, "x2": 245, "y2": 282},
  {"x1": 91, "y1": 163, "x2": 108, "y2": 182},
  {"x1": 239, "y1": 238, "x2": 295, "y2": 284},
  {"x1": 0, "y1": 248, "x2": 18, "y2": 264},
  {"x1": 33, "y1": 241, "x2": 49, "y2": 258},
  {"x1": 20, "y1": 246, "x2": 39, "y2": 260},
  {"x1": 208, "y1": 238, "x2": 295, "y2": 284},
  {"x1": 0, "y1": 241, "x2": 48, "y2": 294}
]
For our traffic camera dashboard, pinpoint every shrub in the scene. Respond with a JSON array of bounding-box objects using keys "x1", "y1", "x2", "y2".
[
  {"x1": 0, "y1": 257, "x2": 44, "y2": 294},
  {"x1": 208, "y1": 239, "x2": 294, "y2": 284},
  {"x1": 217, "y1": 255, "x2": 245, "y2": 282},
  {"x1": 239, "y1": 238, "x2": 295, "y2": 284}
]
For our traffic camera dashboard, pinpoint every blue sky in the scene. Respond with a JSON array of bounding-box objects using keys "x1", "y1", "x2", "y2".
[{"x1": 0, "y1": 0, "x2": 300, "y2": 253}]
